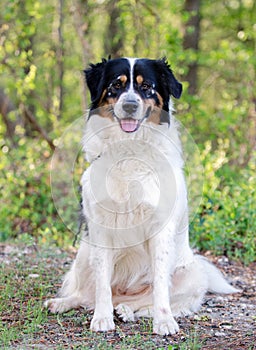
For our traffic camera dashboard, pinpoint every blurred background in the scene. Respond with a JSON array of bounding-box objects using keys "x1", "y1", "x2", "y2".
[{"x1": 0, "y1": 0, "x2": 255, "y2": 263}]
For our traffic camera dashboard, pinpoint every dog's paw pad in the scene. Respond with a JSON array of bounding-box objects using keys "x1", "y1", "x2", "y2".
[
  {"x1": 90, "y1": 317, "x2": 115, "y2": 332},
  {"x1": 115, "y1": 304, "x2": 135, "y2": 322},
  {"x1": 153, "y1": 318, "x2": 179, "y2": 335}
]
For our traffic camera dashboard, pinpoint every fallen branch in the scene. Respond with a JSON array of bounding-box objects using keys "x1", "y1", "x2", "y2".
[{"x1": 21, "y1": 104, "x2": 56, "y2": 151}]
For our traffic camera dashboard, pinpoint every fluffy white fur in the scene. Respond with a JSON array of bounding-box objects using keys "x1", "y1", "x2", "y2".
[{"x1": 45, "y1": 105, "x2": 238, "y2": 335}]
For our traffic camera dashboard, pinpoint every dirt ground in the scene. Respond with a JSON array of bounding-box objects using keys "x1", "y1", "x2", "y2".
[
  {"x1": 177, "y1": 253, "x2": 256, "y2": 349},
  {"x1": 1, "y1": 244, "x2": 255, "y2": 349}
]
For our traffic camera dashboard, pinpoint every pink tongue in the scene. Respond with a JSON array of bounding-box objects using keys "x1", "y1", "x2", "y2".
[{"x1": 120, "y1": 118, "x2": 139, "y2": 132}]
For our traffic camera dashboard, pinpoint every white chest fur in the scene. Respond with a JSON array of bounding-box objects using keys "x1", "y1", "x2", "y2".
[{"x1": 81, "y1": 115, "x2": 187, "y2": 248}]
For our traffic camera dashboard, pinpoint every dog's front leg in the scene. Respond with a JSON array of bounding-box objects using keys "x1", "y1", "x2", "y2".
[
  {"x1": 149, "y1": 226, "x2": 179, "y2": 335},
  {"x1": 90, "y1": 246, "x2": 115, "y2": 332}
]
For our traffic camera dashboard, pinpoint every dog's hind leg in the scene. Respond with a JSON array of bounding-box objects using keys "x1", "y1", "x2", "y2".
[
  {"x1": 170, "y1": 255, "x2": 239, "y2": 317},
  {"x1": 44, "y1": 241, "x2": 95, "y2": 314},
  {"x1": 115, "y1": 303, "x2": 135, "y2": 322},
  {"x1": 44, "y1": 295, "x2": 84, "y2": 314},
  {"x1": 116, "y1": 261, "x2": 206, "y2": 320},
  {"x1": 170, "y1": 258, "x2": 209, "y2": 317},
  {"x1": 114, "y1": 293, "x2": 153, "y2": 322}
]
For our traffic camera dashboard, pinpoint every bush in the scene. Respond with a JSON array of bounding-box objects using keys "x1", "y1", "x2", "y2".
[
  {"x1": 0, "y1": 136, "x2": 74, "y2": 246},
  {"x1": 190, "y1": 140, "x2": 256, "y2": 264}
]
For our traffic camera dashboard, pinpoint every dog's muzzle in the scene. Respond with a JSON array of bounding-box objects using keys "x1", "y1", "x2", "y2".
[
  {"x1": 118, "y1": 100, "x2": 140, "y2": 132},
  {"x1": 122, "y1": 100, "x2": 139, "y2": 115},
  {"x1": 113, "y1": 92, "x2": 151, "y2": 133},
  {"x1": 118, "y1": 106, "x2": 152, "y2": 133}
]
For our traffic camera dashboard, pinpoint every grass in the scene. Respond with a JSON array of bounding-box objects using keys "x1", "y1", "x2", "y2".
[
  {"x1": 0, "y1": 242, "x2": 204, "y2": 349},
  {"x1": 0, "y1": 249, "x2": 49, "y2": 348}
]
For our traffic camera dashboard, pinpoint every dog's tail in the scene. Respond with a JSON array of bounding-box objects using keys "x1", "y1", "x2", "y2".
[{"x1": 197, "y1": 255, "x2": 240, "y2": 294}]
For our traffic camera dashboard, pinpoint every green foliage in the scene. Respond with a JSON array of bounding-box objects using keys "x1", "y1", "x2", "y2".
[
  {"x1": 190, "y1": 143, "x2": 256, "y2": 264},
  {"x1": 0, "y1": 136, "x2": 74, "y2": 246},
  {"x1": 0, "y1": 0, "x2": 255, "y2": 262},
  {"x1": 0, "y1": 0, "x2": 84, "y2": 131}
]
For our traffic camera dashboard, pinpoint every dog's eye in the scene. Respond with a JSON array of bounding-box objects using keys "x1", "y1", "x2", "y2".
[
  {"x1": 140, "y1": 81, "x2": 155, "y2": 97},
  {"x1": 112, "y1": 81, "x2": 121, "y2": 89},
  {"x1": 141, "y1": 82, "x2": 151, "y2": 90},
  {"x1": 107, "y1": 80, "x2": 123, "y2": 96}
]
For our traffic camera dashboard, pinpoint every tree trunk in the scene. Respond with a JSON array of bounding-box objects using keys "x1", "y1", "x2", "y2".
[
  {"x1": 56, "y1": 0, "x2": 64, "y2": 119},
  {"x1": 104, "y1": 0, "x2": 124, "y2": 58},
  {"x1": 183, "y1": 0, "x2": 201, "y2": 95},
  {"x1": 71, "y1": 0, "x2": 91, "y2": 110},
  {"x1": 0, "y1": 89, "x2": 18, "y2": 144}
]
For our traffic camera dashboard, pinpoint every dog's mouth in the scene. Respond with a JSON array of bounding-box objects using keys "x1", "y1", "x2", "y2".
[
  {"x1": 116, "y1": 107, "x2": 152, "y2": 133},
  {"x1": 119, "y1": 118, "x2": 140, "y2": 133}
]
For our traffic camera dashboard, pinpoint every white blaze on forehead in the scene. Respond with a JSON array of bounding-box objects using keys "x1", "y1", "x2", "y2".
[
  {"x1": 113, "y1": 58, "x2": 144, "y2": 122},
  {"x1": 126, "y1": 58, "x2": 137, "y2": 92}
]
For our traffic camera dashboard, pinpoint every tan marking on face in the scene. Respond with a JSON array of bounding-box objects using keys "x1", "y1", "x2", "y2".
[
  {"x1": 156, "y1": 92, "x2": 163, "y2": 109},
  {"x1": 136, "y1": 75, "x2": 143, "y2": 85},
  {"x1": 98, "y1": 90, "x2": 116, "y2": 108},
  {"x1": 146, "y1": 93, "x2": 164, "y2": 124},
  {"x1": 98, "y1": 96, "x2": 117, "y2": 120},
  {"x1": 98, "y1": 89, "x2": 107, "y2": 106},
  {"x1": 144, "y1": 99, "x2": 159, "y2": 124},
  {"x1": 119, "y1": 75, "x2": 127, "y2": 85},
  {"x1": 106, "y1": 97, "x2": 118, "y2": 105}
]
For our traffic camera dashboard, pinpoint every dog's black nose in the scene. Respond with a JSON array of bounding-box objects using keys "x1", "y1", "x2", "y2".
[{"x1": 122, "y1": 100, "x2": 139, "y2": 114}]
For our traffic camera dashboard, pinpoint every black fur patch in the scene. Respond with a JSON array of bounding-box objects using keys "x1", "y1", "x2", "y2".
[{"x1": 84, "y1": 57, "x2": 182, "y2": 124}]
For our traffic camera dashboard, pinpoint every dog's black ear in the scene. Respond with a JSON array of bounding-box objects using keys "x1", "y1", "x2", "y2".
[
  {"x1": 157, "y1": 58, "x2": 182, "y2": 99},
  {"x1": 84, "y1": 58, "x2": 108, "y2": 103}
]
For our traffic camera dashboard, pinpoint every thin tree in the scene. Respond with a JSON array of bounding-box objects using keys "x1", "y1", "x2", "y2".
[
  {"x1": 55, "y1": 0, "x2": 64, "y2": 119},
  {"x1": 71, "y1": 0, "x2": 92, "y2": 110},
  {"x1": 104, "y1": 0, "x2": 124, "y2": 58},
  {"x1": 183, "y1": 0, "x2": 201, "y2": 95}
]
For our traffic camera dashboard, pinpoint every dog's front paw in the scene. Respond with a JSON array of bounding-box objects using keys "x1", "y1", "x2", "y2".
[
  {"x1": 153, "y1": 316, "x2": 179, "y2": 335},
  {"x1": 115, "y1": 303, "x2": 135, "y2": 322},
  {"x1": 90, "y1": 316, "x2": 115, "y2": 332}
]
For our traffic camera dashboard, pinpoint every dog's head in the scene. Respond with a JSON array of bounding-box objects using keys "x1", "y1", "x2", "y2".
[{"x1": 84, "y1": 58, "x2": 182, "y2": 133}]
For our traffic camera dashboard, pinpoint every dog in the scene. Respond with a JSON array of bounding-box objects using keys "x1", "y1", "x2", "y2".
[{"x1": 45, "y1": 57, "x2": 238, "y2": 335}]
